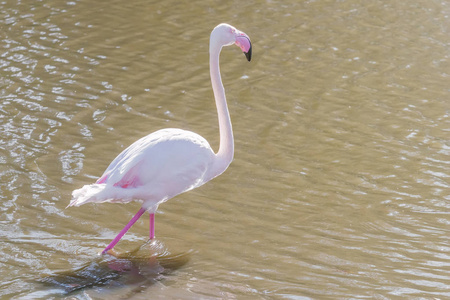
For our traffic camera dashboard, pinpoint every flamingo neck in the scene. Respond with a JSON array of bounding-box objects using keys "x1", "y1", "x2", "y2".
[{"x1": 209, "y1": 42, "x2": 234, "y2": 176}]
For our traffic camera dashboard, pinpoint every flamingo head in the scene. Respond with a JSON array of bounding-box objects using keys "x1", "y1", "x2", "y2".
[{"x1": 211, "y1": 23, "x2": 252, "y2": 61}]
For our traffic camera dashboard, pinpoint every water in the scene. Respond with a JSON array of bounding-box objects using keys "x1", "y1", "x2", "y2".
[{"x1": 1, "y1": 0, "x2": 449, "y2": 298}]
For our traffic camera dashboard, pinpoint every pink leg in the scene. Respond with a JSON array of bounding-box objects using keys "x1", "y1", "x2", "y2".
[
  {"x1": 149, "y1": 213, "x2": 155, "y2": 239},
  {"x1": 101, "y1": 207, "x2": 146, "y2": 254}
]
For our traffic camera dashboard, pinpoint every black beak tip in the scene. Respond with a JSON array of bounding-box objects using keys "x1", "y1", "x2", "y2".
[{"x1": 244, "y1": 45, "x2": 252, "y2": 62}]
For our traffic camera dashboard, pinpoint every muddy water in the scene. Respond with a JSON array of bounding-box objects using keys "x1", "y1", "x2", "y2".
[{"x1": 1, "y1": 0, "x2": 449, "y2": 298}]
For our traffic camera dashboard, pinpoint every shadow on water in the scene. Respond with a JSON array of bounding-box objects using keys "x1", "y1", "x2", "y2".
[{"x1": 38, "y1": 239, "x2": 192, "y2": 295}]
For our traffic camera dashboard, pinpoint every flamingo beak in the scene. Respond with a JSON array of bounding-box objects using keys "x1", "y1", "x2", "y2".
[
  {"x1": 235, "y1": 33, "x2": 252, "y2": 62},
  {"x1": 244, "y1": 44, "x2": 252, "y2": 62}
]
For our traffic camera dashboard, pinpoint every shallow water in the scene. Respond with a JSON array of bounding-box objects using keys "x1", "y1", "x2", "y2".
[{"x1": 1, "y1": 0, "x2": 449, "y2": 298}]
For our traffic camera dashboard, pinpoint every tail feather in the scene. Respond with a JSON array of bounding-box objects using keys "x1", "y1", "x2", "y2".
[{"x1": 68, "y1": 183, "x2": 135, "y2": 208}]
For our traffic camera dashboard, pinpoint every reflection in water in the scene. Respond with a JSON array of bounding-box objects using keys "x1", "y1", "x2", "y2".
[{"x1": 40, "y1": 240, "x2": 191, "y2": 295}]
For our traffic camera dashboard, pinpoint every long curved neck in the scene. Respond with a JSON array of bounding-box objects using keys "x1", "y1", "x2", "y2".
[{"x1": 209, "y1": 41, "x2": 234, "y2": 175}]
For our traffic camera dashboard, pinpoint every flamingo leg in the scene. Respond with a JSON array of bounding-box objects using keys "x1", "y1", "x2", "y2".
[
  {"x1": 149, "y1": 213, "x2": 155, "y2": 239},
  {"x1": 101, "y1": 207, "x2": 146, "y2": 254}
]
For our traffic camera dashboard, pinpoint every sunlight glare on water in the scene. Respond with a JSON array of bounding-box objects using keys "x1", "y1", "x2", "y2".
[{"x1": 0, "y1": 0, "x2": 449, "y2": 298}]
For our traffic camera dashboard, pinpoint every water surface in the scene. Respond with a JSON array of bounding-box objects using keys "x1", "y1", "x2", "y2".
[{"x1": 1, "y1": 0, "x2": 449, "y2": 298}]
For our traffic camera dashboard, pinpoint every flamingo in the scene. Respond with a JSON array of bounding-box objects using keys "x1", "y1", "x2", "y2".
[{"x1": 68, "y1": 23, "x2": 252, "y2": 254}]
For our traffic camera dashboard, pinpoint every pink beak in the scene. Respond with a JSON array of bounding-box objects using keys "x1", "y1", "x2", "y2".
[{"x1": 235, "y1": 32, "x2": 252, "y2": 61}]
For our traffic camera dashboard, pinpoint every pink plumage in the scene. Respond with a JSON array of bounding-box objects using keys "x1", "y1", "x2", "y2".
[{"x1": 70, "y1": 129, "x2": 215, "y2": 210}]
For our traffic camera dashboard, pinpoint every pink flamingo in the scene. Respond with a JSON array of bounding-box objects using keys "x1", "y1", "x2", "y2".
[{"x1": 68, "y1": 23, "x2": 252, "y2": 254}]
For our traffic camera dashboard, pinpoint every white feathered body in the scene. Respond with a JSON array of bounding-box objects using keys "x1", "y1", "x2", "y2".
[{"x1": 69, "y1": 128, "x2": 218, "y2": 212}]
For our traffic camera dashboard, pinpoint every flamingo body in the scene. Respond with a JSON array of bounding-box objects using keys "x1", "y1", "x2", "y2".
[
  {"x1": 70, "y1": 128, "x2": 216, "y2": 212},
  {"x1": 69, "y1": 23, "x2": 252, "y2": 254}
]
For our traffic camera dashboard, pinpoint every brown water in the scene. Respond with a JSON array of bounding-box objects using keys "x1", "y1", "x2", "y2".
[{"x1": 1, "y1": 0, "x2": 449, "y2": 298}]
